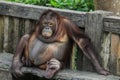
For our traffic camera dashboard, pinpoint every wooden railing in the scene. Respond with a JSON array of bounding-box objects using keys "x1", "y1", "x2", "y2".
[{"x1": 0, "y1": 1, "x2": 120, "y2": 76}]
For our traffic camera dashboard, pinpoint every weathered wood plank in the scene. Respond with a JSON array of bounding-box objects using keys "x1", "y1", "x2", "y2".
[
  {"x1": 3, "y1": 16, "x2": 9, "y2": 52},
  {"x1": 104, "y1": 16, "x2": 120, "y2": 34},
  {"x1": 117, "y1": 35, "x2": 120, "y2": 75},
  {"x1": 84, "y1": 11, "x2": 112, "y2": 71},
  {"x1": 109, "y1": 34, "x2": 119, "y2": 74},
  {"x1": 0, "y1": 16, "x2": 4, "y2": 52},
  {"x1": 85, "y1": 11, "x2": 112, "y2": 52},
  {"x1": 117, "y1": 36, "x2": 120, "y2": 75},
  {"x1": 7, "y1": 17, "x2": 14, "y2": 53},
  {"x1": 25, "y1": 19, "x2": 30, "y2": 34},
  {"x1": 18, "y1": 18, "x2": 25, "y2": 39},
  {"x1": 100, "y1": 33, "x2": 111, "y2": 70},
  {"x1": 13, "y1": 18, "x2": 19, "y2": 53},
  {"x1": 0, "y1": 1, "x2": 86, "y2": 28}
]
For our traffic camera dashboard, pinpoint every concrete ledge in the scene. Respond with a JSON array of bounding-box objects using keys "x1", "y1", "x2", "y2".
[{"x1": 0, "y1": 53, "x2": 120, "y2": 80}]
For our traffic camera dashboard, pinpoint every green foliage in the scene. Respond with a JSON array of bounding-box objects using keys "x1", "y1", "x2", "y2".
[
  {"x1": 49, "y1": 0, "x2": 94, "y2": 11},
  {"x1": 7, "y1": 0, "x2": 94, "y2": 12},
  {"x1": 7, "y1": 0, "x2": 49, "y2": 6}
]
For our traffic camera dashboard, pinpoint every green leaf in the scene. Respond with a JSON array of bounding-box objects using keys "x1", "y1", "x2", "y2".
[{"x1": 7, "y1": 0, "x2": 94, "y2": 12}]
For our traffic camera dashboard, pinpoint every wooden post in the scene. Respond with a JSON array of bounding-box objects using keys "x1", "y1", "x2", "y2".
[
  {"x1": 84, "y1": 11, "x2": 112, "y2": 71},
  {"x1": 13, "y1": 18, "x2": 19, "y2": 53},
  {"x1": 7, "y1": 17, "x2": 14, "y2": 53},
  {"x1": 108, "y1": 34, "x2": 119, "y2": 74},
  {"x1": 117, "y1": 41, "x2": 120, "y2": 75},
  {"x1": 3, "y1": 16, "x2": 9, "y2": 53},
  {"x1": 100, "y1": 33, "x2": 111, "y2": 70},
  {"x1": 0, "y1": 16, "x2": 4, "y2": 52},
  {"x1": 25, "y1": 19, "x2": 30, "y2": 34}
]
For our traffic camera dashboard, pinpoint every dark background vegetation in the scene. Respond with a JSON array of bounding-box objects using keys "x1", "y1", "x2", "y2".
[{"x1": 7, "y1": 0, "x2": 94, "y2": 12}]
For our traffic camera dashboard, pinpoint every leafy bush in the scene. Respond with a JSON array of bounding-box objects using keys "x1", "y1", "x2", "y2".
[
  {"x1": 7, "y1": 0, "x2": 49, "y2": 6},
  {"x1": 49, "y1": 0, "x2": 94, "y2": 11},
  {"x1": 7, "y1": 0, "x2": 94, "y2": 12}
]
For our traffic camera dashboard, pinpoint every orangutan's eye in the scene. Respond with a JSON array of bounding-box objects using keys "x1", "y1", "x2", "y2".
[
  {"x1": 42, "y1": 21, "x2": 47, "y2": 26},
  {"x1": 48, "y1": 22, "x2": 53, "y2": 27}
]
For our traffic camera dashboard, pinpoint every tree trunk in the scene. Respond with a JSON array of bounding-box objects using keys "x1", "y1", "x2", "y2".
[{"x1": 94, "y1": 0, "x2": 120, "y2": 16}]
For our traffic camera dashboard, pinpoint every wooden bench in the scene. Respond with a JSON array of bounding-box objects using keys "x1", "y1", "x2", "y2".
[
  {"x1": 1, "y1": 1, "x2": 120, "y2": 76},
  {"x1": 0, "y1": 53, "x2": 120, "y2": 80}
]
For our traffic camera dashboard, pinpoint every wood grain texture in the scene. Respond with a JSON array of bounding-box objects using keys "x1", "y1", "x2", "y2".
[
  {"x1": 117, "y1": 36, "x2": 120, "y2": 75},
  {"x1": 0, "y1": 1, "x2": 86, "y2": 28},
  {"x1": 0, "y1": 16, "x2": 4, "y2": 52},
  {"x1": 109, "y1": 34, "x2": 119, "y2": 74},
  {"x1": 100, "y1": 33, "x2": 111, "y2": 70},
  {"x1": 25, "y1": 19, "x2": 30, "y2": 34},
  {"x1": 7, "y1": 17, "x2": 14, "y2": 53},
  {"x1": 85, "y1": 11, "x2": 111, "y2": 52},
  {"x1": 13, "y1": 18, "x2": 19, "y2": 53},
  {"x1": 84, "y1": 11, "x2": 112, "y2": 71},
  {"x1": 104, "y1": 16, "x2": 120, "y2": 34},
  {"x1": 3, "y1": 16, "x2": 9, "y2": 52},
  {"x1": 117, "y1": 59, "x2": 120, "y2": 75}
]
